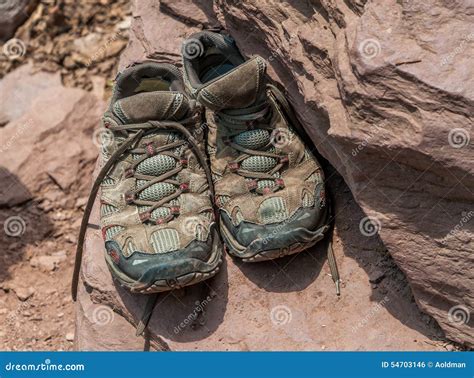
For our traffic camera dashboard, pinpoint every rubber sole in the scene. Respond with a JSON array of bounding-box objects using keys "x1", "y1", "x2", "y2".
[
  {"x1": 220, "y1": 221, "x2": 329, "y2": 262},
  {"x1": 104, "y1": 237, "x2": 223, "y2": 294}
]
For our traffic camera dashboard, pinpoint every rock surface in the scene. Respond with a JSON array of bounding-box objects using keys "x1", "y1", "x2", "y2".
[
  {"x1": 74, "y1": 0, "x2": 466, "y2": 351},
  {"x1": 0, "y1": 63, "x2": 103, "y2": 205}
]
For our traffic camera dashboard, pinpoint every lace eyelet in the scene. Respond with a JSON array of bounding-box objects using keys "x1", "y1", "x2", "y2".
[
  {"x1": 280, "y1": 156, "x2": 289, "y2": 164},
  {"x1": 139, "y1": 212, "x2": 151, "y2": 222},
  {"x1": 145, "y1": 143, "x2": 156, "y2": 156},
  {"x1": 125, "y1": 192, "x2": 136, "y2": 204},
  {"x1": 247, "y1": 180, "x2": 258, "y2": 191},
  {"x1": 228, "y1": 162, "x2": 239, "y2": 172},
  {"x1": 180, "y1": 183, "x2": 190, "y2": 192},
  {"x1": 124, "y1": 168, "x2": 134, "y2": 178},
  {"x1": 275, "y1": 178, "x2": 285, "y2": 188},
  {"x1": 170, "y1": 206, "x2": 180, "y2": 215}
]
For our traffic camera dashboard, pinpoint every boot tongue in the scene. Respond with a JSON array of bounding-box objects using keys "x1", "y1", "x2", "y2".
[
  {"x1": 112, "y1": 91, "x2": 191, "y2": 123},
  {"x1": 195, "y1": 56, "x2": 267, "y2": 111}
]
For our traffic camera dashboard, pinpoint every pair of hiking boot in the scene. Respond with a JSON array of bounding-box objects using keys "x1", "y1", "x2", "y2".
[{"x1": 72, "y1": 30, "x2": 340, "y2": 335}]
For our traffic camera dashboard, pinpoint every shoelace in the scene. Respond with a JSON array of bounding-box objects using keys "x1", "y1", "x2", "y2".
[
  {"x1": 217, "y1": 102, "x2": 288, "y2": 194},
  {"x1": 71, "y1": 115, "x2": 215, "y2": 336}
]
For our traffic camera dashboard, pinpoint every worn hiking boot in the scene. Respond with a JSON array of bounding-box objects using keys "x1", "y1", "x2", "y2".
[
  {"x1": 72, "y1": 61, "x2": 222, "y2": 299},
  {"x1": 182, "y1": 31, "x2": 331, "y2": 263}
]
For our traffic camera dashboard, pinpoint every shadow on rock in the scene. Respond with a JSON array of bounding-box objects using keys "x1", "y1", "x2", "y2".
[
  {"x1": 0, "y1": 167, "x2": 54, "y2": 283},
  {"x1": 114, "y1": 255, "x2": 229, "y2": 345}
]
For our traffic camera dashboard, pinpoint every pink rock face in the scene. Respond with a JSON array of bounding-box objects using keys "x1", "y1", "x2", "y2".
[
  {"x1": 75, "y1": 0, "x2": 471, "y2": 350},
  {"x1": 0, "y1": 63, "x2": 105, "y2": 205}
]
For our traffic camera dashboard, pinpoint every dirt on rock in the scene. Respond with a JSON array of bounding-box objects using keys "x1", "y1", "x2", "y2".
[{"x1": 0, "y1": 0, "x2": 130, "y2": 90}]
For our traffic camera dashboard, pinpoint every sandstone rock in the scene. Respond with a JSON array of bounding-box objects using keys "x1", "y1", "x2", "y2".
[
  {"x1": 0, "y1": 0, "x2": 37, "y2": 41},
  {"x1": 30, "y1": 252, "x2": 66, "y2": 272},
  {"x1": 14, "y1": 286, "x2": 35, "y2": 301},
  {"x1": 0, "y1": 63, "x2": 105, "y2": 207},
  {"x1": 65, "y1": 332, "x2": 75, "y2": 342}
]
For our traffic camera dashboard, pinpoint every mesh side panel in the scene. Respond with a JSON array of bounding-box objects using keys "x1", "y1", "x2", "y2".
[
  {"x1": 124, "y1": 239, "x2": 137, "y2": 257},
  {"x1": 258, "y1": 197, "x2": 288, "y2": 224},
  {"x1": 101, "y1": 204, "x2": 119, "y2": 217},
  {"x1": 233, "y1": 129, "x2": 270, "y2": 150},
  {"x1": 207, "y1": 145, "x2": 217, "y2": 156},
  {"x1": 306, "y1": 172, "x2": 322, "y2": 183},
  {"x1": 257, "y1": 180, "x2": 276, "y2": 190},
  {"x1": 136, "y1": 154, "x2": 176, "y2": 176},
  {"x1": 202, "y1": 211, "x2": 214, "y2": 220},
  {"x1": 113, "y1": 102, "x2": 128, "y2": 122},
  {"x1": 217, "y1": 195, "x2": 230, "y2": 206},
  {"x1": 105, "y1": 226, "x2": 124, "y2": 240},
  {"x1": 241, "y1": 155, "x2": 277, "y2": 172},
  {"x1": 195, "y1": 223, "x2": 209, "y2": 242},
  {"x1": 138, "y1": 205, "x2": 171, "y2": 220},
  {"x1": 150, "y1": 228, "x2": 180, "y2": 253},
  {"x1": 302, "y1": 192, "x2": 315, "y2": 207},
  {"x1": 138, "y1": 182, "x2": 176, "y2": 201},
  {"x1": 102, "y1": 177, "x2": 115, "y2": 186},
  {"x1": 304, "y1": 149, "x2": 314, "y2": 161},
  {"x1": 232, "y1": 209, "x2": 245, "y2": 226}
]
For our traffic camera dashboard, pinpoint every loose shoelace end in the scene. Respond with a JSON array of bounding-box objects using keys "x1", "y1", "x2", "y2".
[
  {"x1": 135, "y1": 322, "x2": 146, "y2": 337},
  {"x1": 335, "y1": 280, "x2": 341, "y2": 296}
]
